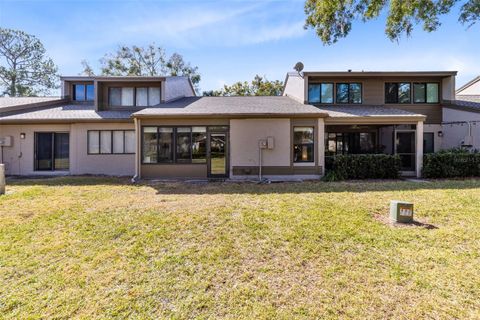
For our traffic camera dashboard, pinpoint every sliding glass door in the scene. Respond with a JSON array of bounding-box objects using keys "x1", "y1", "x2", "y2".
[{"x1": 35, "y1": 132, "x2": 69, "y2": 171}]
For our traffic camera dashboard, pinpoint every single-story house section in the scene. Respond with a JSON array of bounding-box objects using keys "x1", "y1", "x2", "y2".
[
  {"x1": 1, "y1": 69, "x2": 475, "y2": 180},
  {"x1": 442, "y1": 75, "x2": 480, "y2": 150}
]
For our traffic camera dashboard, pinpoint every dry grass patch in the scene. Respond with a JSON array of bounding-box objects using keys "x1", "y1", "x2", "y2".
[{"x1": 0, "y1": 177, "x2": 480, "y2": 319}]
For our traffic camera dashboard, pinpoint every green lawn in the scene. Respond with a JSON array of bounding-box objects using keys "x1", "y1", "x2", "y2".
[{"x1": 1, "y1": 177, "x2": 480, "y2": 319}]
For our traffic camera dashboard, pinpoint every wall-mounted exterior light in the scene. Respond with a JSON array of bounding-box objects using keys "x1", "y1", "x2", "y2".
[
  {"x1": 20, "y1": 133, "x2": 26, "y2": 139},
  {"x1": 437, "y1": 131, "x2": 444, "y2": 138}
]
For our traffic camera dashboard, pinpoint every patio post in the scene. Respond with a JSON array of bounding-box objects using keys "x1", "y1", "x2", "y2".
[
  {"x1": 134, "y1": 118, "x2": 141, "y2": 179},
  {"x1": 317, "y1": 118, "x2": 325, "y2": 176},
  {"x1": 416, "y1": 120, "x2": 424, "y2": 178}
]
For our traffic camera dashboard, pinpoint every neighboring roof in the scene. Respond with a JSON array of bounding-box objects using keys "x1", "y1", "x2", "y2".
[
  {"x1": 133, "y1": 96, "x2": 328, "y2": 118},
  {"x1": 302, "y1": 70, "x2": 457, "y2": 77},
  {"x1": 0, "y1": 104, "x2": 133, "y2": 123},
  {"x1": 456, "y1": 76, "x2": 480, "y2": 94},
  {"x1": 60, "y1": 75, "x2": 188, "y2": 82},
  {"x1": 315, "y1": 105, "x2": 426, "y2": 123},
  {"x1": 446, "y1": 95, "x2": 480, "y2": 113},
  {"x1": 0, "y1": 97, "x2": 65, "y2": 113}
]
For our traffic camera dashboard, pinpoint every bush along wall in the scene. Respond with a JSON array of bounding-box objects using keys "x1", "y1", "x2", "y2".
[
  {"x1": 323, "y1": 154, "x2": 401, "y2": 181},
  {"x1": 423, "y1": 150, "x2": 480, "y2": 178}
]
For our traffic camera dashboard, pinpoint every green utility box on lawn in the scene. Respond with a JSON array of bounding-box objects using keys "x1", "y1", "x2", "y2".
[{"x1": 390, "y1": 200, "x2": 414, "y2": 223}]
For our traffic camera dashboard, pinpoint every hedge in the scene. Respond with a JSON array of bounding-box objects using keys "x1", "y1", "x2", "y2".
[
  {"x1": 324, "y1": 154, "x2": 401, "y2": 181},
  {"x1": 423, "y1": 151, "x2": 480, "y2": 178}
]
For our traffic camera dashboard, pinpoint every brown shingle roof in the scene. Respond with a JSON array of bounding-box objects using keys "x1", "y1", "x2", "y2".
[
  {"x1": 447, "y1": 95, "x2": 480, "y2": 113},
  {"x1": 0, "y1": 104, "x2": 133, "y2": 123},
  {"x1": 313, "y1": 105, "x2": 426, "y2": 119},
  {"x1": 133, "y1": 96, "x2": 328, "y2": 118}
]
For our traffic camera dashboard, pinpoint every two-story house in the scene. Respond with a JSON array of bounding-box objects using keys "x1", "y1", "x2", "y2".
[{"x1": 0, "y1": 69, "x2": 466, "y2": 180}]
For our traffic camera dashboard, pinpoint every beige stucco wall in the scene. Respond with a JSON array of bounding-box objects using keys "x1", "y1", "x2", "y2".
[
  {"x1": 283, "y1": 73, "x2": 306, "y2": 103},
  {"x1": 229, "y1": 118, "x2": 291, "y2": 169},
  {"x1": 0, "y1": 124, "x2": 70, "y2": 175},
  {"x1": 424, "y1": 124, "x2": 443, "y2": 152},
  {"x1": 442, "y1": 108, "x2": 480, "y2": 149},
  {"x1": 70, "y1": 123, "x2": 135, "y2": 176},
  {"x1": 0, "y1": 122, "x2": 135, "y2": 176},
  {"x1": 457, "y1": 80, "x2": 480, "y2": 95}
]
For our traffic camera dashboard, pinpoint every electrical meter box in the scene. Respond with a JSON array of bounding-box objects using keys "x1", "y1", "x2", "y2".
[{"x1": 390, "y1": 200, "x2": 414, "y2": 223}]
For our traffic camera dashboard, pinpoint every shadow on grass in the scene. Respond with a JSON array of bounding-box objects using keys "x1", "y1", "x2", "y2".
[{"x1": 5, "y1": 175, "x2": 480, "y2": 195}]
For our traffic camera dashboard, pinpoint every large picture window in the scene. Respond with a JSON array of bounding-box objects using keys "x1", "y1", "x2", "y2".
[
  {"x1": 88, "y1": 130, "x2": 135, "y2": 155},
  {"x1": 336, "y1": 83, "x2": 362, "y2": 104},
  {"x1": 385, "y1": 83, "x2": 411, "y2": 104},
  {"x1": 142, "y1": 126, "x2": 208, "y2": 164},
  {"x1": 108, "y1": 87, "x2": 161, "y2": 107},
  {"x1": 308, "y1": 83, "x2": 334, "y2": 104},
  {"x1": 413, "y1": 83, "x2": 439, "y2": 103},
  {"x1": 293, "y1": 127, "x2": 314, "y2": 163}
]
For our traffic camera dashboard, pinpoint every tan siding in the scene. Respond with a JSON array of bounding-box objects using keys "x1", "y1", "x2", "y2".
[
  {"x1": 308, "y1": 76, "x2": 447, "y2": 123},
  {"x1": 98, "y1": 81, "x2": 163, "y2": 110}
]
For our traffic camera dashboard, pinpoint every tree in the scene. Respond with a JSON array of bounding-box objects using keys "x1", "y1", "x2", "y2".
[
  {"x1": 81, "y1": 44, "x2": 201, "y2": 91},
  {"x1": 0, "y1": 28, "x2": 58, "y2": 97},
  {"x1": 203, "y1": 75, "x2": 284, "y2": 96},
  {"x1": 304, "y1": 0, "x2": 480, "y2": 44}
]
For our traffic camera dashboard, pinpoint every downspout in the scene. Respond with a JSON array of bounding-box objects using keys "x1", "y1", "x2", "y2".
[
  {"x1": 258, "y1": 141, "x2": 262, "y2": 182},
  {"x1": 132, "y1": 117, "x2": 140, "y2": 183}
]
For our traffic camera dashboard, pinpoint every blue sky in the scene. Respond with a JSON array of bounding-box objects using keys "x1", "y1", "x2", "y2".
[{"x1": 1, "y1": 0, "x2": 479, "y2": 92}]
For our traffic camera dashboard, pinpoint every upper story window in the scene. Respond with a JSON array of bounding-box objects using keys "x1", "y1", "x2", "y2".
[
  {"x1": 413, "y1": 83, "x2": 439, "y2": 103},
  {"x1": 385, "y1": 83, "x2": 411, "y2": 104},
  {"x1": 73, "y1": 84, "x2": 94, "y2": 101},
  {"x1": 336, "y1": 83, "x2": 362, "y2": 104},
  {"x1": 108, "y1": 87, "x2": 161, "y2": 107},
  {"x1": 308, "y1": 83, "x2": 334, "y2": 104}
]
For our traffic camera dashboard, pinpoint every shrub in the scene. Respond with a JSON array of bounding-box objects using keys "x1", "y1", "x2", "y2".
[
  {"x1": 324, "y1": 154, "x2": 401, "y2": 181},
  {"x1": 423, "y1": 151, "x2": 480, "y2": 178}
]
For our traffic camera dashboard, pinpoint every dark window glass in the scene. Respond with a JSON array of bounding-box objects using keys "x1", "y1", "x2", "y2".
[
  {"x1": 54, "y1": 133, "x2": 69, "y2": 170},
  {"x1": 35, "y1": 132, "x2": 53, "y2": 170},
  {"x1": 143, "y1": 127, "x2": 158, "y2": 163},
  {"x1": 336, "y1": 83, "x2": 361, "y2": 104},
  {"x1": 413, "y1": 83, "x2": 426, "y2": 103},
  {"x1": 321, "y1": 83, "x2": 334, "y2": 103},
  {"x1": 308, "y1": 84, "x2": 321, "y2": 103},
  {"x1": 308, "y1": 83, "x2": 334, "y2": 104},
  {"x1": 385, "y1": 83, "x2": 398, "y2": 103},
  {"x1": 398, "y1": 83, "x2": 411, "y2": 103},
  {"x1": 158, "y1": 128, "x2": 173, "y2": 162},
  {"x1": 293, "y1": 127, "x2": 314, "y2": 162},
  {"x1": 176, "y1": 127, "x2": 191, "y2": 163},
  {"x1": 35, "y1": 132, "x2": 69, "y2": 171},
  {"x1": 109, "y1": 88, "x2": 122, "y2": 106},
  {"x1": 86, "y1": 84, "x2": 94, "y2": 101},
  {"x1": 336, "y1": 83, "x2": 349, "y2": 103},
  {"x1": 414, "y1": 83, "x2": 438, "y2": 103},
  {"x1": 424, "y1": 132, "x2": 434, "y2": 153},
  {"x1": 192, "y1": 127, "x2": 207, "y2": 163},
  {"x1": 426, "y1": 83, "x2": 439, "y2": 103},
  {"x1": 385, "y1": 83, "x2": 411, "y2": 104},
  {"x1": 74, "y1": 84, "x2": 85, "y2": 101},
  {"x1": 350, "y1": 83, "x2": 362, "y2": 103}
]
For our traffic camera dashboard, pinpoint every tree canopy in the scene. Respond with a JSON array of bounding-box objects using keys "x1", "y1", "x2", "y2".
[
  {"x1": 81, "y1": 44, "x2": 201, "y2": 91},
  {"x1": 304, "y1": 0, "x2": 480, "y2": 44},
  {"x1": 0, "y1": 28, "x2": 58, "y2": 97},
  {"x1": 203, "y1": 75, "x2": 284, "y2": 96}
]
